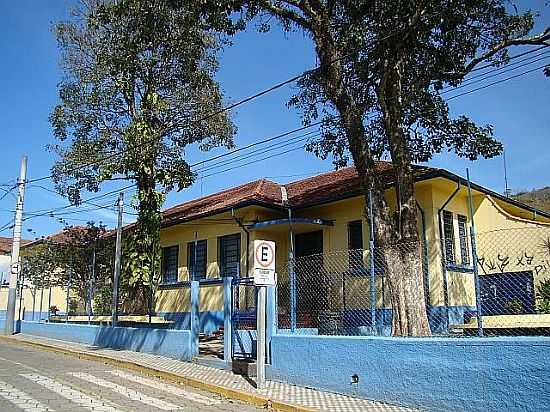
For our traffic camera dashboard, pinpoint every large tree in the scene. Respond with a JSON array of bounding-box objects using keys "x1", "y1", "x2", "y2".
[
  {"x1": 50, "y1": 0, "x2": 238, "y2": 310},
  {"x1": 244, "y1": 1, "x2": 549, "y2": 335}
]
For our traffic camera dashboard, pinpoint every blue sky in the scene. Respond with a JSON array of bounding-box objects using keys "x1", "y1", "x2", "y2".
[{"x1": 0, "y1": 1, "x2": 548, "y2": 239}]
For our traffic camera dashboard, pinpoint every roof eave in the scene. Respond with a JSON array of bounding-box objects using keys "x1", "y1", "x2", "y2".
[
  {"x1": 418, "y1": 169, "x2": 550, "y2": 220},
  {"x1": 160, "y1": 199, "x2": 286, "y2": 229}
]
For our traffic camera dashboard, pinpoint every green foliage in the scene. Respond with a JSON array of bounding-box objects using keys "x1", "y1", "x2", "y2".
[
  {"x1": 514, "y1": 187, "x2": 550, "y2": 213},
  {"x1": 245, "y1": 1, "x2": 548, "y2": 168},
  {"x1": 536, "y1": 278, "x2": 550, "y2": 314},
  {"x1": 93, "y1": 284, "x2": 112, "y2": 315},
  {"x1": 68, "y1": 299, "x2": 79, "y2": 316},
  {"x1": 504, "y1": 298, "x2": 523, "y2": 315},
  {"x1": 239, "y1": 0, "x2": 548, "y2": 336},
  {"x1": 23, "y1": 223, "x2": 114, "y2": 310},
  {"x1": 50, "y1": 0, "x2": 238, "y2": 311},
  {"x1": 21, "y1": 244, "x2": 58, "y2": 290}
]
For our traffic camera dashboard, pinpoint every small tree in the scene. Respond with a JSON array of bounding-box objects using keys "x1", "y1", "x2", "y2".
[
  {"x1": 50, "y1": 0, "x2": 237, "y2": 311},
  {"x1": 33, "y1": 224, "x2": 114, "y2": 314},
  {"x1": 21, "y1": 243, "x2": 59, "y2": 317}
]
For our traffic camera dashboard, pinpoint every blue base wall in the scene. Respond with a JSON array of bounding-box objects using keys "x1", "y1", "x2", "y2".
[
  {"x1": 269, "y1": 334, "x2": 550, "y2": 412},
  {"x1": 14, "y1": 321, "x2": 193, "y2": 361},
  {"x1": 283, "y1": 306, "x2": 474, "y2": 337},
  {"x1": 161, "y1": 311, "x2": 223, "y2": 335}
]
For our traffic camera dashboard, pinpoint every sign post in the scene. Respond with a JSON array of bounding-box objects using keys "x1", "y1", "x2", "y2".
[{"x1": 253, "y1": 240, "x2": 276, "y2": 389}]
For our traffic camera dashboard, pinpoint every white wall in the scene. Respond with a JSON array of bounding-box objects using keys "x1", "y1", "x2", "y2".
[{"x1": 0, "y1": 254, "x2": 10, "y2": 286}]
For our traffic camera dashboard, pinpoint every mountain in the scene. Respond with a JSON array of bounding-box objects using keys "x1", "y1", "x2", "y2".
[{"x1": 514, "y1": 187, "x2": 550, "y2": 213}]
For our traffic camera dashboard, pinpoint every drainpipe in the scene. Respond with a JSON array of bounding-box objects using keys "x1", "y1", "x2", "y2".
[
  {"x1": 437, "y1": 180, "x2": 461, "y2": 329},
  {"x1": 415, "y1": 201, "x2": 430, "y2": 308},
  {"x1": 231, "y1": 208, "x2": 249, "y2": 278}
]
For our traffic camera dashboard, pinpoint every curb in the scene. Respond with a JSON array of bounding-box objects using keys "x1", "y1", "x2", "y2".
[{"x1": 0, "y1": 335, "x2": 316, "y2": 412}]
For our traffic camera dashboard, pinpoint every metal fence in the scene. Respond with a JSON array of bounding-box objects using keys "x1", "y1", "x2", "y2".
[{"x1": 278, "y1": 226, "x2": 550, "y2": 337}]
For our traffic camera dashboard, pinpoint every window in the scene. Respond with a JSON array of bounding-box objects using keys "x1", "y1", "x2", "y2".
[
  {"x1": 161, "y1": 245, "x2": 179, "y2": 284},
  {"x1": 443, "y1": 211, "x2": 455, "y2": 264},
  {"x1": 348, "y1": 221, "x2": 363, "y2": 251},
  {"x1": 458, "y1": 215, "x2": 470, "y2": 266},
  {"x1": 348, "y1": 220, "x2": 364, "y2": 270},
  {"x1": 219, "y1": 234, "x2": 241, "y2": 277},
  {"x1": 188, "y1": 240, "x2": 207, "y2": 280}
]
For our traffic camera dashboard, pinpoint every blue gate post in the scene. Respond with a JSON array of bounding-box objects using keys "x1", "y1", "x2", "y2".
[
  {"x1": 223, "y1": 276, "x2": 233, "y2": 363},
  {"x1": 190, "y1": 280, "x2": 200, "y2": 357},
  {"x1": 266, "y1": 285, "x2": 277, "y2": 364}
]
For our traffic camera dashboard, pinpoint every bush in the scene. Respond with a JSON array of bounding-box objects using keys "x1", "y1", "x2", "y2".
[
  {"x1": 536, "y1": 278, "x2": 550, "y2": 314},
  {"x1": 68, "y1": 299, "x2": 79, "y2": 316},
  {"x1": 504, "y1": 298, "x2": 523, "y2": 315},
  {"x1": 93, "y1": 285, "x2": 112, "y2": 316}
]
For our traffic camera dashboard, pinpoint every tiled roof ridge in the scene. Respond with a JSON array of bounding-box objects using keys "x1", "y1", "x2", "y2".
[{"x1": 162, "y1": 178, "x2": 276, "y2": 215}]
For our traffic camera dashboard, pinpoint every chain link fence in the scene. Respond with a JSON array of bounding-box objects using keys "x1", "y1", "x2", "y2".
[{"x1": 278, "y1": 226, "x2": 550, "y2": 337}]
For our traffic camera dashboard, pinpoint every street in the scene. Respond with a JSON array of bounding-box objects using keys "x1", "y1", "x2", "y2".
[{"x1": 0, "y1": 340, "x2": 259, "y2": 412}]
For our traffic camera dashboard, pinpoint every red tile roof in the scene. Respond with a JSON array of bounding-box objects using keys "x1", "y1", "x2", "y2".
[
  {"x1": 161, "y1": 161, "x2": 435, "y2": 225},
  {"x1": 23, "y1": 226, "x2": 104, "y2": 249},
  {"x1": 162, "y1": 178, "x2": 284, "y2": 226},
  {"x1": 31, "y1": 162, "x2": 436, "y2": 239},
  {"x1": 0, "y1": 237, "x2": 31, "y2": 254}
]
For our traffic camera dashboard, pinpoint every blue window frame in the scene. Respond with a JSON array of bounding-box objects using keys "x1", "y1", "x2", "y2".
[
  {"x1": 219, "y1": 234, "x2": 240, "y2": 277},
  {"x1": 188, "y1": 240, "x2": 207, "y2": 280},
  {"x1": 161, "y1": 245, "x2": 179, "y2": 284}
]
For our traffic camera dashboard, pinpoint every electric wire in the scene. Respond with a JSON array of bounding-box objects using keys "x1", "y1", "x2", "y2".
[
  {"x1": 441, "y1": 53, "x2": 550, "y2": 94},
  {"x1": 446, "y1": 64, "x2": 549, "y2": 101}
]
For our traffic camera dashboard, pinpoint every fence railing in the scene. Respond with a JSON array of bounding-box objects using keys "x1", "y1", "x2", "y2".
[{"x1": 278, "y1": 226, "x2": 550, "y2": 337}]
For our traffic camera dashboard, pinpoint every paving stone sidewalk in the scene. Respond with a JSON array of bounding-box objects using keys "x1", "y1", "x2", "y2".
[{"x1": 5, "y1": 334, "x2": 416, "y2": 412}]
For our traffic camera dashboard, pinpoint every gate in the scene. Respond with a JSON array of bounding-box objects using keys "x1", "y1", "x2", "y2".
[{"x1": 231, "y1": 277, "x2": 257, "y2": 359}]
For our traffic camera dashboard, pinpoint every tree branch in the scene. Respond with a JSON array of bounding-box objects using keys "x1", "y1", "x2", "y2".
[
  {"x1": 462, "y1": 27, "x2": 550, "y2": 75},
  {"x1": 256, "y1": 0, "x2": 311, "y2": 29}
]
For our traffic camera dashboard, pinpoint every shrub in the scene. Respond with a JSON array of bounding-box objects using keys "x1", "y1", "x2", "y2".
[{"x1": 536, "y1": 278, "x2": 550, "y2": 314}]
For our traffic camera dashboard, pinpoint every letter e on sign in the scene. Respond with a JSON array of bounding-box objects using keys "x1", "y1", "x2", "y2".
[{"x1": 253, "y1": 240, "x2": 276, "y2": 286}]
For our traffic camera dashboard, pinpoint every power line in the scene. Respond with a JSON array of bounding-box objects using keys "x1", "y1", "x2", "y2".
[
  {"x1": 442, "y1": 53, "x2": 550, "y2": 94},
  {"x1": 0, "y1": 185, "x2": 17, "y2": 202},
  {"x1": 17, "y1": 41, "x2": 549, "y2": 225},
  {"x1": 190, "y1": 122, "x2": 323, "y2": 169},
  {"x1": 446, "y1": 64, "x2": 549, "y2": 101},
  {"x1": 469, "y1": 45, "x2": 549, "y2": 73},
  {"x1": 201, "y1": 143, "x2": 309, "y2": 180},
  {"x1": 23, "y1": 22, "x2": 429, "y2": 187},
  {"x1": 195, "y1": 130, "x2": 321, "y2": 174},
  {"x1": 20, "y1": 60, "x2": 545, "y2": 223}
]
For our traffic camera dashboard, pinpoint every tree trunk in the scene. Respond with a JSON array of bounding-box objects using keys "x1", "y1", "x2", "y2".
[{"x1": 376, "y1": 58, "x2": 431, "y2": 336}]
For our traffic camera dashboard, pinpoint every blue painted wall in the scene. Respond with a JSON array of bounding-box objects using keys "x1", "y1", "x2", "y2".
[
  {"x1": 269, "y1": 334, "x2": 550, "y2": 412},
  {"x1": 16, "y1": 321, "x2": 194, "y2": 361},
  {"x1": 160, "y1": 310, "x2": 223, "y2": 335}
]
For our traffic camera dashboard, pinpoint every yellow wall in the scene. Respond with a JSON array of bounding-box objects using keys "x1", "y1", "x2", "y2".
[
  {"x1": 150, "y1": 176, "x2": 550, "y2": 315},
  {"x1": 474, "y1": 196, "x2": 550, "y2": 288},
  {"x1": 0, "y1": 285, "x2": 67, "y2": 319},
  {"x1": 155, "y1": 206, "x2": 283, "y2": 313}
]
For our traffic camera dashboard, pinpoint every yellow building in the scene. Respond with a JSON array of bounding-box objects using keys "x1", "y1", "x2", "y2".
[
  {"x1": 1, "y1": 236, "x2": 66, "y2": 323},
  {"x1": 154, "y1": 163, "x2": 550, "y2": 334}
]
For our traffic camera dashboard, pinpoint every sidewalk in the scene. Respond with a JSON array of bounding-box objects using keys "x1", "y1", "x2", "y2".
[{"x1": 1, "y1": 333, "x2": 416, "y2": 412}]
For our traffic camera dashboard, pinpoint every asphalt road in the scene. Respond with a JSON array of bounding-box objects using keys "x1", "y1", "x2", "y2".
[{"x1": 0, "y1": 339, "x2": 260, "y2": 412}]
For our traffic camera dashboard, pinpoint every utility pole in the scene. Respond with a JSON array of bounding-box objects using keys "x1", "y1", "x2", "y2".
[
  {"x1": 4, "y1": 156, "x2": 27, "y2": 336},
  {"x1": 111, "y1": 192, "x2": 123, "y2": 327}
]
